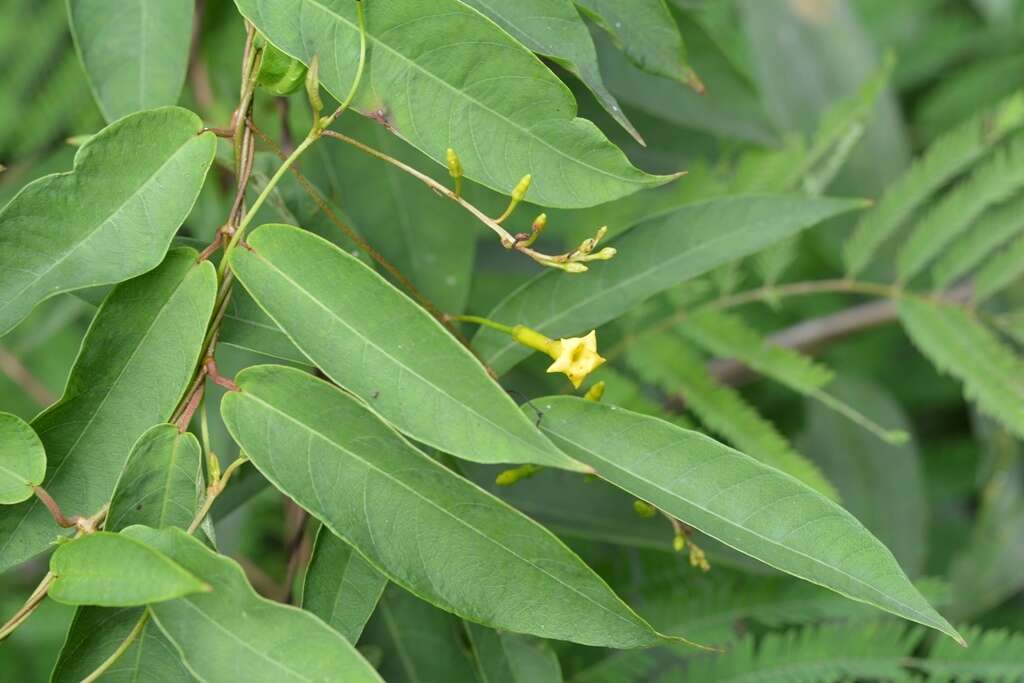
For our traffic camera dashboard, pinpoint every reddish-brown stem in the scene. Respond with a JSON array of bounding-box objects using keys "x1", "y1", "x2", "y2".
[
  {"x1": 204, "y1": 356, "x2": 238, "y2": 392},
  {"x1": 32, "y1": 486, "x2": 75, "y2": 528},
  {"x1": 175, "y1": 382, "x2": 205, "y2": 432},
  {"x1": 0, "y1": 345, "x2": 54, "y2": 406}
]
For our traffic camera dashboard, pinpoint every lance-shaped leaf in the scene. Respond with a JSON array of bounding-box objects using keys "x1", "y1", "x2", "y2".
[
  {"x1": 68, "y1": 0, "x2": 193, "y2": 122},
  {"x1": 50, "y1": 532, "x2": 209, "y2": 606},
  {"x1": 302, "y1": 527, "x2": 387, "y2": 644},
  {"x1": 474, "y1": 195, "x2": 864, "y2": 374},
  {"x1": 228, "y1": 224, "x2": 578, "y2": 470},
  {"x1": 459, "y1": 0, "x2": 643, "y2": 144},
  {"x1": 0, "y1": 249, "x2": 216, "y2": 572},
  {"x1": 900, "y1": 299, "x2": 1024, "y2": 439},
  {"x1": 531, "y1": 396, "x2": 962, "y2": 644},
  {"x1": 220, "y1": 364, "x2": 674, "y2": 648},
  {"x1": 123, "y1": 525, "x2": 383, "y2": 682},
  {"x1": 575, "y1": 0, "x2": 696, "y2": 87},
  {"x1": 0, "y1": 412, "x2": 46, "y2": 504},
  {"x1": 0, "y1": 107, "x2": 215, "y2": 335},
  {"x1": 51, "y1": 424, "x2": 204, "y2": 683},
  {"x1": 234, "y1": 0, "x2": 673, "y2": 208}
]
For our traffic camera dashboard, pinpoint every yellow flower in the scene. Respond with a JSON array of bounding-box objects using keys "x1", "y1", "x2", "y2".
[{"x1": 544, "y1": 330, "x2": 606, "y2": 389}]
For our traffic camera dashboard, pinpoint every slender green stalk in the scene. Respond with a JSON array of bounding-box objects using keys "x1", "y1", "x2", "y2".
[
  {"x1": 80, "y1": 612, "x2": 150, "y2": 683},
  {"x1": 450, "y1": 314, "x2": 516, "y2": 336}
]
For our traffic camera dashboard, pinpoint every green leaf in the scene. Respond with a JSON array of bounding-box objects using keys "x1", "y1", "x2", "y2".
[
  {"x1": 106, "y1": 424, "x2": 204, "y2": 533},
  {"x1": 234, "y1": 0, "x2": 673, "y2": 208},
  {"x1": 975, "y1": 232, "x2": 1024, "y2": 303},
  {"x1": 51, "y1": 606, "x2": 195, "y2": 683},
  {"x1": 796, "y1": 376, "x2": 928, "y2": 577},
  {"x1": 49, "y1": 532, "x2": 209, "y2": 606},
  {"x1": 0, "y1": 249, "x2": 216, "y2": 572},
  {"x1": 625, "y1": 334, "x2": 838, "y2": 500},
  {"x1": 460, "y1": 0, "x2": 643, "y2": 144},
  {"x1": 0, "y1": 107, "x2": 215, "y2": 335},
  {"x1": 473, "y1": 195, "x2": 864, "y2": 375},
  {"x1": 532, "y1": 396, "x2": 962, "y2": 643},
  {"x1": 921, "y1": 625, "x2": 1024, "y2": 680},
  {"x1": 301, "y1": 527, "x2": 386, "y2": 644},
  {"x1": 463, "y1": 621, "x2": 563, "y2": 683},
  {"x1": 52, "y1": 423, "x2": 203, "y2": 683},
  {"x1": 898, "y1": 132, "x2": 1024, "y2": 281},
  {"x1": 900, "y1": 298, "x2": 1024, "y2": 440},
  {"x1": 0, "y1": 411, "x2": 46, "y2": 504},
  {"x1": 362, "y1": 586, "x2": 478, "y2": 683},
  {"x1": 228, "y1": 224, "x2": 577, "y2": 470},
  {"x1": 220, "y1": 364, "x2": 672, "y2": 648},
  {"x1": 575, "y1": 0, "x2": 697, "y2": 87},
  {"x1": 844, "y1": 92, "x2": 1024, "y2": 276},
  {"x1": 67, "y1": 1, "x2": 193, "y2": 121},
  {"x1": 123, "y1": 525, "x2": 383, "y2": 682},
  {"x1": 219, "y1": 288, "x2": 310, "y2": 365},
  {"x1": 931, "y1": 194, "x2": 1024, "y2": 288}
]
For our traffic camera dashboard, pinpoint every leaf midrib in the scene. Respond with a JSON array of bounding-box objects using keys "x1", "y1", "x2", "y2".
[
  {"x1": 240, "y1": 243, "x2": 567, "y2": 466},
  {"x1": 239, "y1": 390, "x2": 647, "y2": 637},
  {"x1": 544, "y1": 424, "x2": 942, "y2": 629},
  {"x1": 279, "y1": 0, "x2": 646, "y2": 185}
]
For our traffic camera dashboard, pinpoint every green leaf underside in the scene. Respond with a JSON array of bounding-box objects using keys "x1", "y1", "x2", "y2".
[
  {"x1": 220, "y1": 364, "x2": 670, "y2": 649},
  {"x1": 106, "y1": 424, "x2": 204, "y2": 534},
  {"x1": 900, "y1": 299, "x2": 1024, "y2": 440},
  {"x1": 233, "y1": 0, "x2": 672, "y2": 208},
  {"x1": 0, "y1": 411, "x2": 46, "y2": 504},
  {"x1": 0, "y1": 107, "x2": 215, "y2": 335},
  {"x1": 575, "y1": 0, "x2": 693, "y2": 85},
  {"x1": 459, "y1": 0, "x2": 643, "y2": 144},
  {"x1": 68, "y1": 0, "x2": 193, "y2": 122},
  {"x1": 532, "y1": 396, "x2": 962, "y2": 643},
  {"x1": 0, "y1": 249, "x2": 216, "y2": 572},
  {"x1": 49, "y1": 532, "x2": 209, "y2": 606},
  {"x1": 301, "y1": 526, "x2": 387, "y2": 644},
  {"x1": 474, "y1": 195, "x2": 863, "y2": 375},
  {"x1": 52, "y1": 423, "x2": 203, "y2": 682},
  {"x1": 228, "y1": 224, "x2": 578, "y2": 470},
  {"x1": 123, "y1": 525, "x2": 383, "y2": 682}
]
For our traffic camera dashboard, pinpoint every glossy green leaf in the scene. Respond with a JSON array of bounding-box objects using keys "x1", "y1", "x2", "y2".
[
  {"x1": 900, "y1": 299, "x2": 1024, "y2": 440},
  {"x1": 0, "y1": 107, "x2": 215, "y2": 335},
  {"x1": 575, "y1": 0, "x2": 696, "y2": 86},
  {"x1": 106, "y1": 424, "x2": 204, "y2": 533},
  {"x1": 0, "y1": 249, "x2": 216, "y2": 572},
  {"x1": 0, "y1": 411, "x2": 46, "y2": 504},
  {"x1": 474, "y1": 195, "x2": 864, "y2": 374},
  {"x1": 123, "y1": 525, "x2": 383, "y2": 682},
  {"x1": 52, "y1": 423, "x2": 203, "y2": 683},
  {"x1": 532, "y1": 396, "x2": 962, "y2": 643},
  {"x1": 51, "y1": 606, "x2": 195, "y2": 683},
  {"x1": 459, "y1": 0, "x2": 643, "y2": 144},
  {"x1": 228, "y1": 224, "x2": 578, "y2": 470},
  {"x1": 301, "y1": 527, "x2": 386, "y2": 644},
  {"x1": 50, "y1": 532, "x2": 209, "y2": 606},
  {"x1": 220, "y1": 364, "x2": 672, "y2": 648},
  {"x1": 67, "y1": 1, "x2": 193, "y2": 121},
  {"x1": 234, "y1": 0, "x2": 674, "y2": 208},
  {"x1": 463, "y1": 621, "x2": 562, "y2": 683}
]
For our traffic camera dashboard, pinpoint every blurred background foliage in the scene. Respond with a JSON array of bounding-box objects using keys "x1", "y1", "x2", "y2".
[{"x1": 2, "y1": 0, "x2": 1024, "y2": 680}]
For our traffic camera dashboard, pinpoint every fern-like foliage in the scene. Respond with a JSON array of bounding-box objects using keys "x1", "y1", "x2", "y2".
[
  {"x1": 920, "y1": 625, "x2": 1024, "y2": 681},
  {"x1": 844, "y1": 92, "x2": 1024, "y2": 276},
  {"x1": 931, "y1": 193, "x2": 1024, "y2": 288},
  {"x1": 681, "y1": 309, "x2": 835, "y2": 393},
  {"x1": 685, "y1": 621, "x2": 922, "y2": 683},
  {"x1": 625, "y1": 333, "x2": 839, "y2": 499},
  {"x1": 899, "y1": 299, "x2": 1024, "y2": 439},
  {"x1": 898, "y1": 131, "x2": 1024, "y2": 281},
  {"x1": 975, "y1": 233, "x2": 1024, "y2": 304}
]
